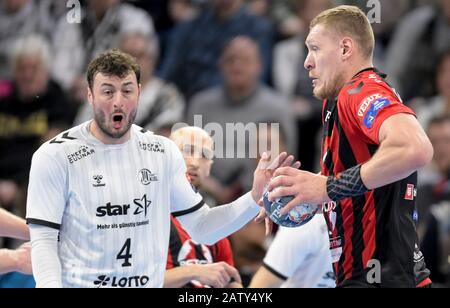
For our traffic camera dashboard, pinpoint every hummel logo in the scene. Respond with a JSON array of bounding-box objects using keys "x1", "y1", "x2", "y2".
[
  {"x1": 93, "y1": 175, "x2": 105, "y2": 187},
  {"x1": 50, "y1": 132, "x2": 77, "y2": 144}
]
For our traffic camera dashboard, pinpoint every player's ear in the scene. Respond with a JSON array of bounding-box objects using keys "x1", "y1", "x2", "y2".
[
  {"x1": 87, "y1": 86, "x2": 94, "y2": 106},
  {"x1": 341, "y1": 37, "x2": 353, "y2": 60}
]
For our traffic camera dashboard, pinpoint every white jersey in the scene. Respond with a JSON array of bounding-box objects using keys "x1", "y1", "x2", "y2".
[
  {"x1": 26, "y1": 122, "x2": 202, "y2": 288},
  {"x1": 263, "y1": 214, "x2": 335, "y2": 288}
]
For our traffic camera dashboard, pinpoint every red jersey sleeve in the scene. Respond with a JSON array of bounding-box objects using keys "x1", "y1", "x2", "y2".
[
  {"x1": 213, "y1": 238, "x2": 235, "y2": 266},
  {"x1": 350, "y1": 86, "x2": 415, "y2": 144}
]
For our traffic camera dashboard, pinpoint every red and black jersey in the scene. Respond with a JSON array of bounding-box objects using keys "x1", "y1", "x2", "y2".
[
  {"x1": 166, "y1": 215, "x2": 234, "y2": 288},
  {"x1": 321, "y1": 68, "x2": 431, "y2": 287}
]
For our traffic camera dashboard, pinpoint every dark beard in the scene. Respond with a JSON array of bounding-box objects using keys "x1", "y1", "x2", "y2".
[{"x1": 94, "y1": 109, "x2": 136, "y2": 139}]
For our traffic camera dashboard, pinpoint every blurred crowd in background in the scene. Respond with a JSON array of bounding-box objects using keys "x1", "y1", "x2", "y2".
[{"x1": 0, "y1": 0, "x2": 449, "y2": 287}]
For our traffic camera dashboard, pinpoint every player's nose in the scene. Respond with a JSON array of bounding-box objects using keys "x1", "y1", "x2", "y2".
[
  {"x1": 304, "y1": 53, "x2": 314, "y2": 71},
  {"x1": 112, "y1": 93, "x2": 125, "y2": 109}
]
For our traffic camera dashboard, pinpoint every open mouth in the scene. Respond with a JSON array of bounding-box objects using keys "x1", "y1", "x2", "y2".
[{"x1": 112, "y1": 114, "x2": 124, "y2": 129}]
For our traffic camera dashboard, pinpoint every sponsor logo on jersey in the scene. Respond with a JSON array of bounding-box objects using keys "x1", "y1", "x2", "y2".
[
  {"x1": 404, "y1": 184, "x2": 416, "y2": 201},
  {"x1": 96, "y1": 194, "x2": 151, "y2": 217},
  {"x1": 138, "y1": 169, "x2": 158, "y2": 185},
  {"x1": 93, "y1": 275, "x2": 150, "y2": 288},
  {"x1": 138, "y1": 141, "x2": 165, "y2": 153},
  {"x1": 67, "y1": 145, "x2": 95, "y2": 163},
  {"x1": 93, "y1": 175, "x2": 105, "y2": 187},
  {"x1": 368, "y1": 74, "x2": 382, "y2": 83},
  {"x1": 363, "y1": 98, "x2": 391, "y2": 129},
  {"x1": 324, "y1": 110, "x2": 332, "y2": 123},
  {"x1": 358, "y1": 93, "x2": 383, "y2": 117}
]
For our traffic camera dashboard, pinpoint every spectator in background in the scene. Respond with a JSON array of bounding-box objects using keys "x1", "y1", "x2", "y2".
[
  {"x1": 269, "y1": 0, "x2": 330, "y2": 39},
  {"x1": 273, "y1": 0, "x2": 332, "y2": 171},
  {"x1": 0, "y1": 35, "x2": 72, "y2": 217},
  {"x1": 410, "y1": 50, "x2": 450, "y2": 132},
  {"x1": 160, "y1": 0, "x2": 272, "y2": 100},
  {"x1": 125, "y1": 0, "x2": 200, "y2": 72},
  {"x1": 165, "y1": 126, "x2": 242, "y2": 288},
  {"x1": 168, "y1": 0, "x2": 200, "y2": 23},
  {"x1": 419, "y1": 116, "x2": 450, "y2": 286},
  {"x1": 416, "y1": 116, "x2": 450, "y2": 238},
  {"x1": 0, "y1": 0, "x2": 58, "y2": 79},
  {"x1": 51, "y1": 0, "x2": 155, "y2": 104},
  {"x1": 187, "y1": 36, "x2": 295, "y2": 203},
  {"x1": 385, "y1": 0, "x2": 450, "y2": 101},
  {"x1": 75, "y1": 32, "x2": 184, "y2": 137}
]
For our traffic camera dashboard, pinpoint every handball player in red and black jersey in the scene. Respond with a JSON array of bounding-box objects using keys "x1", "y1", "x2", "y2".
[{"x1": 266, "y1": 5, "x2": 433, "y2": 288}]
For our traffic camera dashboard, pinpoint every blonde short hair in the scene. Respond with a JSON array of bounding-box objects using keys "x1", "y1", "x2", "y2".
[
  {"x1": 310, "y1": 5, "x2": 375, "y2": 59},
  {"x1": 170, "y1": 126, "x2": 212, "y2": 150}
]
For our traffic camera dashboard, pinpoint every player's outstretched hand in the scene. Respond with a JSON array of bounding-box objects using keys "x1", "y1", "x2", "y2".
[
  {"x1": 267, "y1": 168, "x2": 331, "y2": 215},
  {"x1": 251, "y1": 152, "x2": 300, "y2": 204}
]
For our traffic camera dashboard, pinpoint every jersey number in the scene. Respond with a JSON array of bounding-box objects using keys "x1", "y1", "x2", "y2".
[{"x1": 117, "y1": 238, "x2": 132, "y2": 267}]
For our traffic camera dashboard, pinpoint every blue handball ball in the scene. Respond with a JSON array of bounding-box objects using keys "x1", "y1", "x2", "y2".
[{"x1": 263, "y1": 190, "x2": 320, "y2": 228}]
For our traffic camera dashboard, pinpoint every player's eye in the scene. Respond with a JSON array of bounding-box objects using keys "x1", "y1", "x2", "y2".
[{"x1": 182, "y1": 144, "x2": 213, "y2": 160}]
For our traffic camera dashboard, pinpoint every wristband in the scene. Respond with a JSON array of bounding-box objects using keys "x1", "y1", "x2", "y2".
[{"x1": 326, "y1": 165, "x2": 369, "y2": 201}]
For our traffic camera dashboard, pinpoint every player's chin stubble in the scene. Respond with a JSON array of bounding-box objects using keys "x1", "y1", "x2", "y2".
[
  {"x1": 94, "y1": 109, "x2": 136, "y2": 139},
  {"x1": 314, "y1": 73, "x2": 346, "y2": 100}
]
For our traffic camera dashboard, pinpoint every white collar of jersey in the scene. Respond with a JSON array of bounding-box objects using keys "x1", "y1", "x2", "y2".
[{"x1": 80, "y1": 121, "x2": 135, "y2": 148}]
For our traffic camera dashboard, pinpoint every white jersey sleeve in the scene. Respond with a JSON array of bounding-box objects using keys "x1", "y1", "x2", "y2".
[
  {"x1": 26, "y1": 148, "x2": 68, "y2": 228},
  {"x1": 263, "y1": 215, "x2": 335, "y2": 288},
  {"x1": 264, "y1": 226, "x2": 313, "y2": 279},
  {"x1": 168, "y1": 140, "x2": 203, "y2": 215}
]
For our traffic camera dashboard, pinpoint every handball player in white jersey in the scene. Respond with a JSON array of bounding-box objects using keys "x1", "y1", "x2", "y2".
[
  {"x1": 250, "y1": 214, "x2": 335, "y2": 288},
  {"x1": 26, "y1": 49, "x2": 297, "y2": 288}
]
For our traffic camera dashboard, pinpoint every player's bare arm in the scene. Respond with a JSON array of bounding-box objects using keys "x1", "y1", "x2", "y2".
[
  {"x1": 267, "y1": 114, "x2": 433, "y2": 215},
  {"x1": 360, "y1": 113, "x2": 433, "y2": 189},
  {"x1": 0, "y1": 208, "x2": 29, "y2": 240},
  {"x1": 0, "y1": 242, "x2": 32, "y2": 275}
]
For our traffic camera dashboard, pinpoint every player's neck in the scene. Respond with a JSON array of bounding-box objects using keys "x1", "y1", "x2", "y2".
[
  {"x1": 345, "y1": 60, "x2": 374, "y2": 83},
  {"x1": 88, "y1": 120, "x2": 131, "y2": 145}
]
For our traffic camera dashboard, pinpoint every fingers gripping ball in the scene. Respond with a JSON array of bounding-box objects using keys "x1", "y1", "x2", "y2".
[{"x1": 263, "y1": 190, "x2": 319, "y2": 228}]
